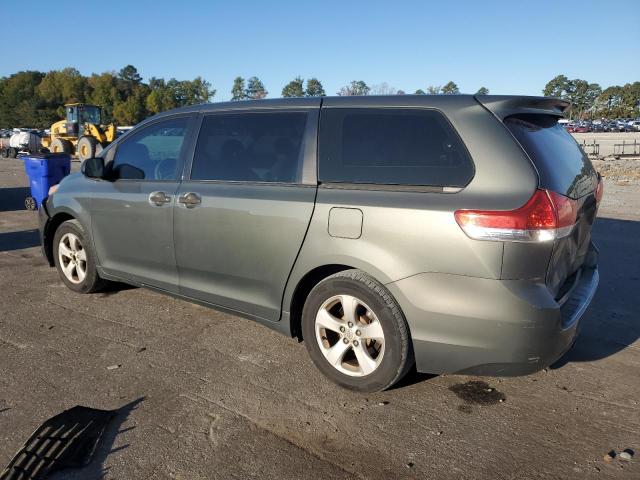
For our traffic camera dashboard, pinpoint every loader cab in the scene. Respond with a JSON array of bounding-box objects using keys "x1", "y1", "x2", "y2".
[{"x1": 65, "y1": 104, "x2": 102, "y2": 138}]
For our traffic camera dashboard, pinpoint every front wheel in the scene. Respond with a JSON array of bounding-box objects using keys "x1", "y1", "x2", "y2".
[
  {"x1": 53, "y1": 220, "x2": 105, "y2": 293},
  {"x1": 77, "y1": 136, "x2": 97, "y2": 161},
  {"x1": 302, "y1": 269, "x2": 414, "y2": 392}
]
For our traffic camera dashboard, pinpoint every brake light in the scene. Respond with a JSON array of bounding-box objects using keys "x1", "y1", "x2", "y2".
[
  {"x1": 454, "y1": 189, "x2": 578, "y2": 242},
  {"x1": 595, "y1": 174, "x2": 604, "y2": 206}
]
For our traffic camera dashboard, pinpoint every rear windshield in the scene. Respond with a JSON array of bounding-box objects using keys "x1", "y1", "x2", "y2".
[{"x1": 505, "y1": 114, "x2": 597, "y2": 198}]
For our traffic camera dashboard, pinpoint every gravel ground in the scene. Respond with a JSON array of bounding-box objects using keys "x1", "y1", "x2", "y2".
[{"x1": 0, "y1": 157, "x2": 639, "y2": 479}]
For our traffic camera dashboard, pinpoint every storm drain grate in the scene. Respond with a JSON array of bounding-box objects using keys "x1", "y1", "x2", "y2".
[{"x1": 0, "y1": 406, "x2": 114, "y2": 480}]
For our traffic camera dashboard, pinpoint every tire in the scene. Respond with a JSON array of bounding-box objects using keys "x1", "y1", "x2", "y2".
[
  {"x1": 50, "y1": 138, "x2": 73, "y2": 154},
  {"x1": 53, "y1": 219, "x2": 105, "y2": 293},
  {"x1": 77, "y1": 136, "x2": 97, "y2": 161},
  {"x1": 8, "y1": 147, "x2": 18, "y2": 158},
  {"x1": 0, "y1": 147, "x2": 7, "y2": 159},
  {"x1": 301, "y1": 269, "x2": 414, "y2": 392}
]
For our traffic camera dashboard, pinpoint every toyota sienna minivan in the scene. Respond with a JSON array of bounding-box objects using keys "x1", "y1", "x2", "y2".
[{"x1": 39, "y1": 95, "x2": 602, "y2": 392}]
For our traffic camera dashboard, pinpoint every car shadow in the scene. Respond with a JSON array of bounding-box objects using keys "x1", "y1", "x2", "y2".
[
  {"x1": 551, "y1": 216, "x2": 640, "y2": 368},
  {"x1": 0, "y1": 229, "x2": 39, "y2": 252},
  {"x1": 48, "y1": 397, "x2": 145, "y2": 480},
  {"x1": 0, "y1": 187, "x2": 30, "y2": 212}
]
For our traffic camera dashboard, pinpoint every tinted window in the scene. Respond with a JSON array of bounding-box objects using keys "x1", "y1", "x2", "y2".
[
  {"x1": 112, "y1": 116, "x2": 189, "y2": 180},
  {"x1": 191, "y1": 112, "x2": 307, "y2": 182},
  {"x1": 319, "y1": 108, "x2": 474, "y2": 187},
  {"x1": 505, "y1": 114, "x2": 597, "y2": 198}
]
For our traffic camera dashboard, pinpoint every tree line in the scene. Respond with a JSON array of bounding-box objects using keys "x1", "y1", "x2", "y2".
[
  {"x1": 1, "y1": 64, "x2": 637, "y2": 128},
  {"x1": 0, "y1": 65, "x2": 214, "y2": 128},
  {"x1": 543, "y1": 75, "x2": 640, "y2": 119}
]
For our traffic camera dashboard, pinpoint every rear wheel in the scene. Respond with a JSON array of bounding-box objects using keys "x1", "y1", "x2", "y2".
[
  {"x1": 53, "y1": 220, "x2": 105, "y2": 293},
  {"x1": 0, "y1": 147, "x2": 7, "y2": 158},
  {"x1": 50, "y1": 138, "x2": 73, "y2": 154},
  {"x1": 8, "y1": 147, "x2": 18, "y2": 158},
  {"x1": 302, "y1": 269, "x2": 414, "y2": 392},
  {"x1": 77, "y1": 136, "x2": 97, "y2": 161}
]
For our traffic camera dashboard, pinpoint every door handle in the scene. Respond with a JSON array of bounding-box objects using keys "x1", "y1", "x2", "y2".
[
  {"x1": 178, "y1": 192, "x2": 201, "y2": 208},
  {"x1": 149, "y1": 191, "x2": 171, "y2": 206}
]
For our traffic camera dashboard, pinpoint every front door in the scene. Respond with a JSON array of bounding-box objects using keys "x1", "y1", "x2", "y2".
[
  {"x1": 91, "y1": 115, "x2": 193, "y2": 292},
  {"x1": 174, "y1": 109, "x2": 318, "y2": 320}
]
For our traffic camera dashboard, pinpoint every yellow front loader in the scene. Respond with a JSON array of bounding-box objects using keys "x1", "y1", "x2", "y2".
[{"x1": 41, "y1": 103, "x2": 117, "y2": 161}]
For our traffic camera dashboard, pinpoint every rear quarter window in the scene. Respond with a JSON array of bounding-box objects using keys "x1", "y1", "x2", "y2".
[
  {"x1": 504, "y1": 114, "x2": 597, "y2": 199},
  {"x1": 319, "y1": 108, "x2": 474, "y2": 187}
]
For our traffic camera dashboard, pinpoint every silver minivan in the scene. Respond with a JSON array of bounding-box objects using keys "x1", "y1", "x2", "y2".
[{"x1": 39, "y1": 95, "x2": 602, "y2": 392}]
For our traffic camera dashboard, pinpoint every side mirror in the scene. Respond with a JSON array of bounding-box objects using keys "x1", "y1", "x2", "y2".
[{"x1": 82, "y1": 157, "x2": 105, "y2": 179}]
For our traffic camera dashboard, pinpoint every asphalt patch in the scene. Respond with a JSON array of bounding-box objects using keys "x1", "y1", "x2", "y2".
[{"x1": 449, "y1": 381, "x2": 506, "y2": 406}]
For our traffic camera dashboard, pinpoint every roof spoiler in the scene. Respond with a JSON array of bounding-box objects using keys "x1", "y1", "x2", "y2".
[{"x1": 474, "y1": 95, "x2": 570, "y2": 119}]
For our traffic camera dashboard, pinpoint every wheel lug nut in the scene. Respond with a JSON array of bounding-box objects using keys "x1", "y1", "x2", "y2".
[
  {"x1": 343, "y1": 338, "x2": 349, "y2": 344},
  {"x1": 339, "y1": 326, "x2": 345, "y2": 333},
  {"x1": 348, "y1": 322, "x2": 353, "y2": 328},
  {"x1": 355, "y1": 330, "x2": 361, "y2": 336},
  {"x1": 353, "y1": 340, "x2": 359, "y2": 346}
]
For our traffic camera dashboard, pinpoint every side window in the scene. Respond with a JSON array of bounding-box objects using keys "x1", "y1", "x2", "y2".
[
  {"x1": 191, "y1": 112, "x2": 308, "y2": 183},
  {"x1": 111, "y1": 116, "x2": 189, "y2": 180},
  {"x1": 319, "y1": 108, "x2": 474, "y2": 187}
]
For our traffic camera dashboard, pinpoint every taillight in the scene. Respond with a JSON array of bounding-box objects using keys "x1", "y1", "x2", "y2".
[
  {"x1": 595, "y1": 173, "x2": 604, "y2": 206},
  {"x1": 454, "y1": 189, "x2": 578, "y2": 242}
]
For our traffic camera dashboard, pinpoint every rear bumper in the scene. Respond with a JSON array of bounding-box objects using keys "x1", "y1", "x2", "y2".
[{"x1": 386, "y1": 256, "x2": 599, "y2": 376}]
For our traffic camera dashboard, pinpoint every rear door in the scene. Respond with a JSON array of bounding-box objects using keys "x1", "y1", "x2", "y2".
[
  {"x1": 503, "y1": 113, "x2": 599, "y2": 297},
  {"x1": 174, "y1": 106, "x2": 319, "y2": 321}
]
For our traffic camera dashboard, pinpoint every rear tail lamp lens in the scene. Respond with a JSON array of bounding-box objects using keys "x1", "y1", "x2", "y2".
[{"x1": 454, "y1": 189, "x2": 578, "y2": 242}]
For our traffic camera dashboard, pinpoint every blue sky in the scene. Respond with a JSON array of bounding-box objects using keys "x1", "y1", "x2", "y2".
[{"x1": 4, "y1": 0, "x2": 639, "y2": 99}]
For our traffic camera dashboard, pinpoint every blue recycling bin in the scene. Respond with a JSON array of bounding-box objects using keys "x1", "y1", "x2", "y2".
[{"x1": 22, "y1": 153, "x2": 71, "y2": 210}]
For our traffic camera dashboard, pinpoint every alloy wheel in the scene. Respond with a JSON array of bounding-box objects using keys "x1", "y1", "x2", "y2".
[{"x1": 315, "y1": 294, "x2": 385, "y2": 377}]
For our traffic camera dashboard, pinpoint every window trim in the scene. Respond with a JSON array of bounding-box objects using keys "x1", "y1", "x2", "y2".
[
  {"x1": 107, "y1": 113, "x2": 197, "y2": 183},
  {"x1": 317, "y1": 106, "x2": 475, "y2": 189},
  {"x1": 184, "y1": 108, "x2": 319, "y2": 186}
]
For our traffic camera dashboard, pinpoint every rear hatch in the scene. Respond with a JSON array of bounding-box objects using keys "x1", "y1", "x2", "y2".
[{"x1": 503, "y1": 113, "x2": 599, "y2": 298}]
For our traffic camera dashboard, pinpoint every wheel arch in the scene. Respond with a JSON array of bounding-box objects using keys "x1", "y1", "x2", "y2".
[
  {"x1": 287, "y1": 264, "x2": 357, "y2": 341},
  {"x1": 42, "y1": 212, "x2": 76, "y2": 266}
]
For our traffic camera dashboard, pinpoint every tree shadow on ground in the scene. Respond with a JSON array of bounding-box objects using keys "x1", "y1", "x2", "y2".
[
  {"x1": 0, "y1": 229, "x2": 39, "y2": 252},
  {"x1": 0, "y1": 187, "x2": 30, "y2": 212}
]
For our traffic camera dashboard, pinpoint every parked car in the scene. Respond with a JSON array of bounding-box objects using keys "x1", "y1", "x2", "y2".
[
  {"x1": 631, "y1": 120, "x2": 640, "y2": 131},
  {"x1": 38, "y1": 95, "x2": 602, "y2": 392},
  {"x1": 573, "y1": 124, "x2": 590, "y2": 133}
]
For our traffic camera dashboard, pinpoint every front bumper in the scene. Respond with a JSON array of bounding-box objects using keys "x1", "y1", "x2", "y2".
[{"x1": 386, "y1": 257, "x2": 599, "y2": 376}]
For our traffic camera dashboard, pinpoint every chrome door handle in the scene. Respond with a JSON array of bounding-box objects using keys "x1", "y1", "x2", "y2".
[
  {"x1": 149, "y1": 191, "x2": 171, "y2": 206},
  {"x1": 178, "y1": 192, "x2": 201, "y2": 208}
]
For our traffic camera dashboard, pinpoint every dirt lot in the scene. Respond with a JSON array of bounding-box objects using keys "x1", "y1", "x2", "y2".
[
  {"x1": 571, "y1": 131, "x2": 640, "y2": 159},
  {"x1": 1, "y1": 157, "x2": 639, "y2": 479}
]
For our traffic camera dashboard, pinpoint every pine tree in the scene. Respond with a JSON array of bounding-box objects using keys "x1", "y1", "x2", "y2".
[
  {"x1": 231, "y1": 76, "x2": 247, "y2": 101},
  {"x1": 305, "y1": 78, "x2": 326, "y2": 97},
  {"x1": 246, "y1": 76, "x2": 267, "y2": 99},
  {"x1": 282, "y1": 77, "x2": 304, "y2": 97}
]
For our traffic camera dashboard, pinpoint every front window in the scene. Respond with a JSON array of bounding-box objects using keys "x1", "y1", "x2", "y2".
[{"x1": 110, "y1": 116, "x2": 189, "y2": 181}]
